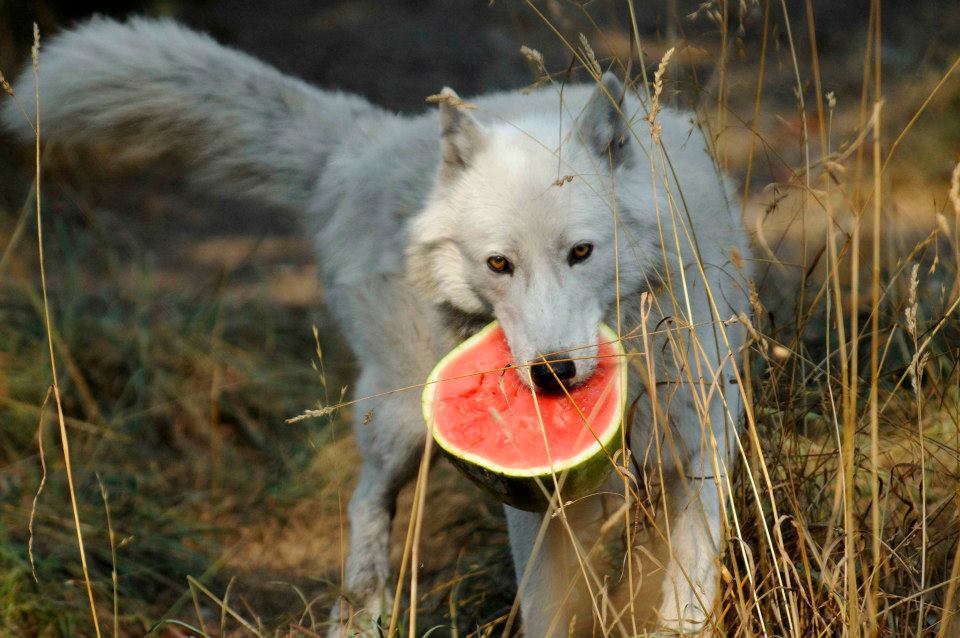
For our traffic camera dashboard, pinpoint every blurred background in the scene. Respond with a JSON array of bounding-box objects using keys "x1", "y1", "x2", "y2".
[{"x1": 0, "y1": 1, "x2": 959, "y2": 636}]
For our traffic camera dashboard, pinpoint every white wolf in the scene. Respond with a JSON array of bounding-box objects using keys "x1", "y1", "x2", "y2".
[{"x1": 4, "y1": 17, "x2": 751, "y2": 637}]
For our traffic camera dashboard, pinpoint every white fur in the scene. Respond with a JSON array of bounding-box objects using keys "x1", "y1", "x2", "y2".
[
  {"x1": 3, "y1": 17, "x2": 378, "y2": 210},
  {"x1": 4, "y1": 18, "x2": 752, "y2": 636}
]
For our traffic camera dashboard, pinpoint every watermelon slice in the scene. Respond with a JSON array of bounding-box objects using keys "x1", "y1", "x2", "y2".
[{"x1": 422, "y1": 322, "x2": 627, "y2": 511}]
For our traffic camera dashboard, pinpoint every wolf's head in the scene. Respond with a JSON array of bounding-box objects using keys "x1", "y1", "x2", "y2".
[{"x1": 409, "y1": 74, "x2": 660, "y2": 391}]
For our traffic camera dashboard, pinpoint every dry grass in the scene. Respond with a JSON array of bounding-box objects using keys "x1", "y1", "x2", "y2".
[{"x1": 0, "y1": 1, "x2": 958, "y2": 636}]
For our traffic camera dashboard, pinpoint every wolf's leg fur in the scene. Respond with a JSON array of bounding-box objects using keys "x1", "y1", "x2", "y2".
[
  {"x1": 654, "y1": 382, "x2": 737, "y2": 634},
  {"x1": 633, "y1": 288, "x2": 743, "y2": 634},
  {"x1": 655, "y1": 462, "x2": 723, "y2": 634},
  {"x1": 326, "y1": 280, "x2": 449, "y2": 637},
  {"x1": 506, "y1": 499, "x2": 604, "y2": 638},
  {"x1": 329, "y1": 372, "x2": 426, "y2": 637}
]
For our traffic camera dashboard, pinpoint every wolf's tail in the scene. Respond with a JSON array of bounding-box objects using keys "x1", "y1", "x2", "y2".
[{"x1": 2, "y1": 17, "x2": 381, "y2": 210}]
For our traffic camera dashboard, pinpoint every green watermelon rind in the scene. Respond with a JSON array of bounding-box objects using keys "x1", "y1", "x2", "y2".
[{"x1": 422, "y1": 321, "x2": 627, "y2": 512}]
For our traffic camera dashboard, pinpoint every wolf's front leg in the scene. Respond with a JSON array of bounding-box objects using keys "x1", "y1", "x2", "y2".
[
  {"x1": 505, "y1": 499, "x2": 604, "y2": 638},
  {"x1": 652, "y1": 314, "x2": 742, "y2": 635},
  {"x1": 328, "y1": 376, "x2": 426, "y2": 637},
  {"x1": 655, "y1": 462, "x2": 725, "y2": 635}
]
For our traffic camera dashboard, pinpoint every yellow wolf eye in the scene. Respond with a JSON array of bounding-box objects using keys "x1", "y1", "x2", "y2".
[
  {"x1": 486, "y1": 255, "x2": 512, "y2": 274},
  {"x1": 569, "y1": 242, "x2": 593, "y2": 264}
]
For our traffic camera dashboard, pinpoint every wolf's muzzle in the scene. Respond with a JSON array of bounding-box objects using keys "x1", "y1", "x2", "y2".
[{"x1": 530, "y1": 354, "x2": 576, "y2": 393}]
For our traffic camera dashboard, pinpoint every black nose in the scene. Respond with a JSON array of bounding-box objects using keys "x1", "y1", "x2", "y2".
[{"x1": 530, "y1": 354, "x2": 576, "y2": 393}]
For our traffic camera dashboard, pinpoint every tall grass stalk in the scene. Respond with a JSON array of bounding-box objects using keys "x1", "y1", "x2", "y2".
[{"x1": 28, "y1": 22, "x2": 101, "y2": 638}]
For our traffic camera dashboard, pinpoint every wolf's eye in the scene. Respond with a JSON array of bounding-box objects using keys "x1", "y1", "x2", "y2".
[
  {"x1": 486, "y1": 255, "x2": 513, "y2": 274},
  {"x1": 568, "y1": 242, "x2": 593, "y2": 265}
]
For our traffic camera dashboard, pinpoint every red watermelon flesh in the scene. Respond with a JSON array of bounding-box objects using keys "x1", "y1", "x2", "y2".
[{"x1": 426, "y1": 323, "x2": 625, "y2": 477}]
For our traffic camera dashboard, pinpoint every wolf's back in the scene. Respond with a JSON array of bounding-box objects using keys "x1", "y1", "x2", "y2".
[{"x1": 2, "y1": 17, "x2": 382, "y2": 210}]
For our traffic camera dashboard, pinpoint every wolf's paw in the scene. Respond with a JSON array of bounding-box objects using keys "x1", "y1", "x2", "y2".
[
  {"x1": 327, "y1": 590, "x2": 392, "y2": 638},
  {"x1": 655, "y1": 610, "x2": 708, "y2": 636},
  {"x1": 656, "y1": 581, "x2": 713, "y2": 636},
  {"x1": 325, "y1": 619, "x2": 383, "y2": 638},
  {"x1": 325, "y1": 608, "x2": 385, "y2": 638}
]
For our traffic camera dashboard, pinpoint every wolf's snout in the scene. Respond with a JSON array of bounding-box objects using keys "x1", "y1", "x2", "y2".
[{"x1": 529, "y1": 354, "x2": 576, "y2": 393}]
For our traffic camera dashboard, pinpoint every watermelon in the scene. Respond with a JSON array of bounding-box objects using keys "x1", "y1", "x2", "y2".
[{"x1": 422, "y1": 322, "x2": 627, "y2": 511}]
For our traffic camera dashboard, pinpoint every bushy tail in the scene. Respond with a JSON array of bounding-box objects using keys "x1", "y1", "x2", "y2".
[{"x1": 2, "y1": 17, "x2": 381, "y2": 210}]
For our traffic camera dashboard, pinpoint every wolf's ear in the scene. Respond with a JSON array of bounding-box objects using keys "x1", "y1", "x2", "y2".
[
  {"x1": 437, "y1": 87, "x2": 484, "y2": 180},
  {"x1": 580, "y1": 72, "x2": 631, "y2": 167}
]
